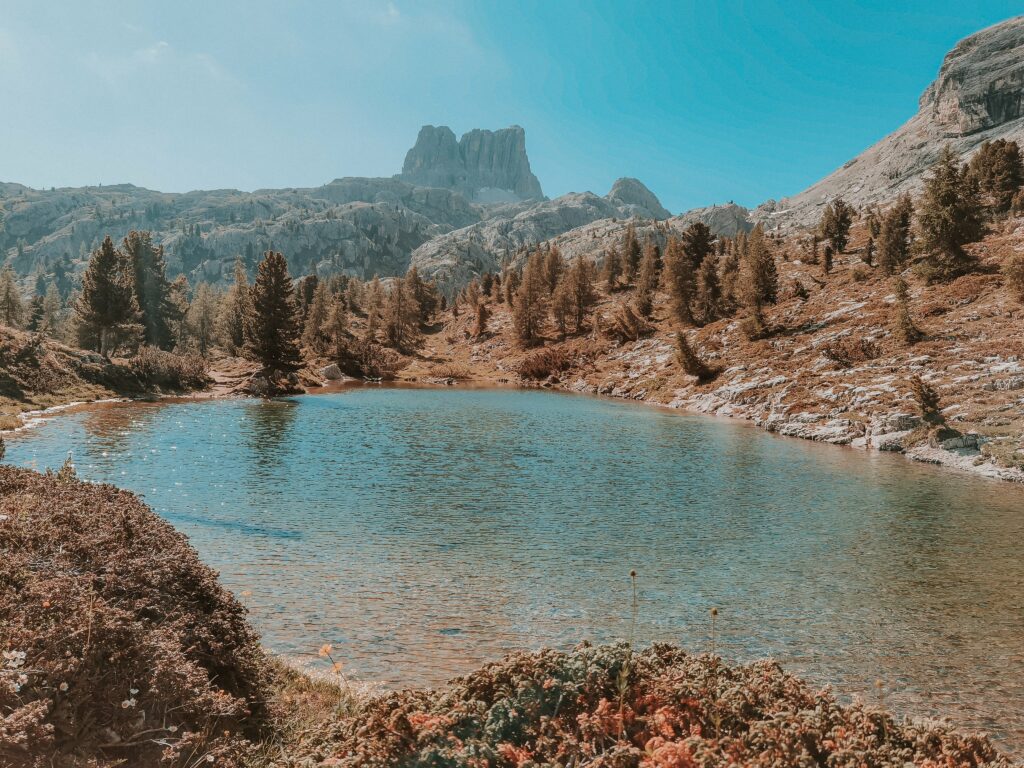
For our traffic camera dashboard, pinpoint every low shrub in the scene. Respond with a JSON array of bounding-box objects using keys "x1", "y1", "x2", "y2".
[
  {"x1": 320, "y1": 642, "x2": 1011, "y2": 768},
  {"x1": 820, "y1": 336, "x2": 881, "y2": 368},
  {"x1": 130, "y1": 346, "x2": 209, "y2": 391},
  {"x1": 519, "y1": 347, "x2": 572, "y2": 379},
  {"x1": 675, "y1": 332, "x2": 719, "y2": 383},
  {"x1": 1003, "y1": 252, "x2": 1024, "y2": 303},
  {"x1": 0, "y1": 465, "x2": 270, "y2": 767},
  {"x1": 426, "y1": 363, "x2": 471, "y2": 380},
  {"x1": 606, "y1": 303, "x2": 652, "y2": 342}
]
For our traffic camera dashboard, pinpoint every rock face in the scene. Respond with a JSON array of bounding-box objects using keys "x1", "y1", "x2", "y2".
[
  {"x1": 606, "y1": 177, "x2": 672, "y2": 219},
  {"x1": 399, "y1": 125, "x2": 544, "y2": 202},
  {"x1": 759, "y1": 15, "x2": 1024, "y2": 229}
]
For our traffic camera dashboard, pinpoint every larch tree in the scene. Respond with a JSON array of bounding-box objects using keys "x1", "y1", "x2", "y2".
[
  {"x1": 622, "y1": 223, "x2": 641, "y2": 281},
  {"x1": 41, "y1": 281, "x2": 62, "y2": 336},
  {"x1": 543, "y1": 245, "x2": 564, "y2": 294},
  {"x1": 220, "y1": 257, "x2": 252, "y2": 353},
  {"x1": 301, "y1": 280, "x2": 332, "y2": 354},
  {"x1": 663, "y1": 236, "x2": 695, "y2": 324},
  {"x1": 75, "y1": 236, "x2": 142, "y2": 356},
  {"x1": 244, "y1": 250, "x2": 302, "y2": 371},
  {"x1": 184, "y1": 282, "x2": 220, "y2": 356},
  {"x1": 635, "y1": 239, "x2": 662, "y2": 317},
  {"x1": 383, "y1": 277, "x2": 421, "y2": 350},
  {"x1": 693, "y1": 254, "x2": 723, "y2": 325},
  {"x1": 565, "y1": 255, "x2": 596, "y2": 333},
  {"x1": 917, "y1": 145, "x2": 985, "y2": 282},
  {"x1": 512, "y1": 250, "x2": 549, "y2": 344},
  {"x1": 602, "y1": 246, "x2": 622, "y2": 292},
  {"x1": 324, "y1": 295, "x2": 349, "y2": 360}
]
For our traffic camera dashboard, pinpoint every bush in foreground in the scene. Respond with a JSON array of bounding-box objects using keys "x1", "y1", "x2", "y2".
[
  {"x1": 0, "y1": 465, "x2": 270, "y2": 767},
  {"x1": 321, "y1": 643, "x2": 1012, "y2": 768}
]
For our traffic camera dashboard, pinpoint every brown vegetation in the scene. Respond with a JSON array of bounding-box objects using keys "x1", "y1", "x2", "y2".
[{"x1": 0, "y1": 465, "x2": 270, "y2": 767}]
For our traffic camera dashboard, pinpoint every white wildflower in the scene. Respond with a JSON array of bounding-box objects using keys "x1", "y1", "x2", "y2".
[
  {"x1": 59, "y1": 682, "x2": 69, "y2": 692},
  {"x1": 121, "y1": 697, "x2": 137, "y2": 709}
]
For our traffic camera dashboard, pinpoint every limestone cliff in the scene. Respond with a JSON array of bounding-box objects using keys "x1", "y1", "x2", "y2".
[{"x1": 399, "y1": 125, "x2": 544, "y2": 202}]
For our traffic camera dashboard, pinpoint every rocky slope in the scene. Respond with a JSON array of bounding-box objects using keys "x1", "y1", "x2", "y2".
[
  {"x1": 390, "y1": 218, "x2": 1024, "y2": 485},
  {"x1": 759, "y1": 15, "x2": 1024, "y2": 229}
]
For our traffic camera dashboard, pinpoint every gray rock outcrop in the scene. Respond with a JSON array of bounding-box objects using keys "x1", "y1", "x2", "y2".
[{"x1": 399, "y1": 125, "x2": 544, "y2": 202}]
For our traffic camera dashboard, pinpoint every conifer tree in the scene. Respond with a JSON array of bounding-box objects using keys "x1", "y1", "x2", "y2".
[
  {"x1": 917, "y1": 145, "x2": 985, "y2": 282},
  {"x1": 503, "y1": 268, "x2": 520, "y2": 306},
  {"x1": 363, "y1": 276, "x2": 384, "y2": 340},
  {"x1": 244, "y1": 251, "x2": 302, "y2": 370},
  {"x1": 680, "y1": 222, "x2": 714, "y2": 268},
  {"x1": 26, "y1": 294, "x2": 44, "y2": 332},
  {"x1": 819, "y1": 197, "x2": 854, "y2": 253},
  {"x1": 75, "y1": 236, "x2": 142, "y2": 356},
  {"x1": 877, "y1": 194, "x2": 915, "y2": 275},
  {"x1": 565, "y1": 255, "x2": 596, "y2": 333},
  {"x1": 663, "y1": 236, "x2": 694, "y2": 324},
  {"x1": 694, "y1": 254, "x2": 723, "y2": 325},
  {"x1": 123, "y1": 230, "x2": 176, "y2": 349},
  {"x1": 968, "y1": 138, "x2": 1023, "y2": 214},
  {"x1": 324, "y1": 296, "x2": 349, "y2": 359},
  {"x1": 41, "y1": 282, "x2": 61, "y2": 336},
  {"x1": 551, "y1": 275, "x2": 572, "y2": 336},
  {"x1": 384, "y1": 276, "x2": 421, "y2": 350},
  {"x1": 892, "y1": 275, "x2": 922, "y2": 345},
  {"x1": 513, "y1": 251, "x2": 549, "y2": 344},
  {"x1": 636, "y1": 239, "x2": 662, "y2": 317},
  {"x1": 0, "y1": 265, "x2": 24, "y2": 328},
  {"x1": 622, "y1": 223, "x2": 641, "y2": 281},
  {"x1": 301, "y1": 280, "x2": 332, "y2": 354},
  {"x1": 602, "y1": 246, "x2": 622, "y2": 292},
  {"x1": 909, "y1": 375, "x2": 944, "y2": 426},
  {"x1": 185, "y1": 282, "x2": 219, "y2": 356},
  {"x1": 823, "y1": 245, "x2": 834, "y2": 276},
  {"x1": 740, "y1": 225, "x2": 777, "y2": 305},
  {"x1": 473, "y1": 300, "x2": 490, "y2": 338},
  {"x1": 220, "y1": 257, "x2": 252, "y2": 353},
  {"x1": 481, "y1": 272, "x2": 494, "y2": 297},
  {"x1": 543, "y1": 246, "x2": 564, "y2": 294},
  {"x1": 675, "y1": 331, "x2": 717, "y2": 382}
]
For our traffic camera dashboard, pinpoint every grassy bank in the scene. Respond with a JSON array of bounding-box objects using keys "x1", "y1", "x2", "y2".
[{"x1": 1, "y1": 465, "x2": 1018, "y2": 767}]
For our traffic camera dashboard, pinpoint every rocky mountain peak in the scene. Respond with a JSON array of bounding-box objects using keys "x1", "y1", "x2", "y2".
[
  {"x1": 606, "y1": 177, "x2": 671, "y2": 219},
  {"x1": 399, "y1": 125, "x2": 543, "y2": 203},
  {"x1": 920, "y1": 16, "x2": 1024, "y2": 136}
]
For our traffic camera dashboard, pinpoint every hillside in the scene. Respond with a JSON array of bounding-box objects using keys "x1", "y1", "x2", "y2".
[{"x1": 372, "y1": 218, "x2": 1024, "y2": 484}]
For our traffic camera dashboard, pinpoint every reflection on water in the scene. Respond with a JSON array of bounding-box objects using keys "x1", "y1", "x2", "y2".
[{"x1": 7, "y1": 389, "x2": 1024, "y2": 752}]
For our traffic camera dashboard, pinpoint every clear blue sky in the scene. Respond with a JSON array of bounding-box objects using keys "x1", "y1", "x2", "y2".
[{"x1": 0, "y1": 1, "x2": 1020, "y2": 213}]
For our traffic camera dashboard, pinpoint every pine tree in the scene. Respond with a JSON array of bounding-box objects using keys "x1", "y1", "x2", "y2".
[
  {"x1": 185, "y1": 282, "x2": 219, "y2": 356},
  {"x1": 472, "y1": 300, "x2": 490, "y2": 338},
  {"x1": 675, "y1": 331, "x2": 717, "y2": 382},
  {"x1": 622, "y1": 223, "x2": 641, "y2": 281},
  {"x1": 220, "y1": 257, "x2": 252, "y2": 353},
  {"x1": 244, "y1": 251, "x2": 302, "y2": 370},
  {"x1": 878, "y1": 194, "x2": 914, "y2": 275},
  {"x1": 26, "y1": 294, "x2": 44, "y2": 331},
  {"x1": 909, "y1": 375, "x2": 944, "y2": 426},
  {"x1": 543, "y1": 246, "x2": 564, "y2": 294},
  {"x1": 513, "y1": 251, "x2": 549, "y2": 344},
  {"x1": 917, "y1": 145, "x2": 984, "y2": 282},
  {"x1": 892, "y1": 275, "x2": 922, "y2": 345},
  {"x1": 551, "y1": 275, "x2": 572, "y2": 336},
  {"x1": 740, "y1": 225, "x2": 777, "y2": 305},
  {"x1": 0, "y1": 265, "x2": 24, "y2": 328},
  {"x1": 968, "y1": 139, "x2": 1023, "y2": 214},
  {"x1": 301, "y1": 280, "x2": 332, "y2": 354},
  {"x1": 694, "y1": 253, "x2": 723, "y2": 325},
  {"x1": 636, "y1": 239, "x2": 662, "y2": 317},
  {"x1": 823, "y1": 245, "x2": 834, "y2": 276},
  {"x1": 663, "y1": 236, "x2": 694, "y2": 324},
  {"x1": 123, "y1": 230, "x2": 176, "y2": 349},
  {"x1": 503, "y1": 268, "x2": 520, "y2": 306},
  {"x1": 481, "y1": 272, "x2": 494, "y2": 297},
  {"x1": 324, "y1": 296, "x2": 349, "y2": 360},
  {"x1": 363, "y1": 277, "x2": 384, "y2": 341},
  {"x1": 566, "y1": 255, "x2": 596, "y2": 333},
  {"x1": 819, "y1": 197, "x2": 854, "y2": 253},
  {"x1": 384, "y1": 277, "x2": 421, "y2": 350},
  {"x1": 602, "y1": 246, "x2": 622, "y2": 292},
  {"x1": 41, "y1": 282, "x2": 62, "y2": 336},
  {"x1": 75, "y1": 236, "x2": 142, "y2": 356},
  {"x1": 680, "y1": 222, "x2": 714, "y2": 268}
]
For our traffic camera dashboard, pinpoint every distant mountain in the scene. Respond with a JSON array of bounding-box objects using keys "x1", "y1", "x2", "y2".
[
  {"x1": 757, "y1": 15, "x2": 1024, "y2": 228},
  {"x1": 0, "y1": 124, "x2": 675, "y2": 293}
]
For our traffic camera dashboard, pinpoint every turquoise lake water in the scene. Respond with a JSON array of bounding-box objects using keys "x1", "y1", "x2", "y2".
[{"x1": 6, "y1": 387, "x2": 1024, "y2": 750}]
